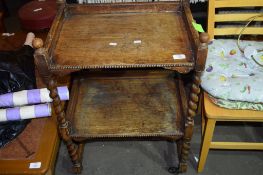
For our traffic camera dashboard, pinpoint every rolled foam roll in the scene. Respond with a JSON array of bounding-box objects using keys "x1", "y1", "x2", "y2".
[
  {"x1": 0, "y1": 86, "x2": 69, "y2": 108},
  {"x1": 0, "y1": 103, "x2": 51, "y2": 122}
]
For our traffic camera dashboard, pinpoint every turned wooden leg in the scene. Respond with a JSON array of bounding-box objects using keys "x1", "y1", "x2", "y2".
[
  {"x1": 176, "y1": 139, "x2": 183, "y2": 162},
  {"x1": 178, "y1": 71, "x2": 202, "y2": 173},
  {"x1": 33, "y1": 41, "x2": 83, "y2": 173},
  {"x1": 48, "y1": 78, "x2": 83, "y2": 174}
]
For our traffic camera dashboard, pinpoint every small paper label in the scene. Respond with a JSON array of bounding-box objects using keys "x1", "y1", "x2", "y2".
[
  {"x1": 173, "y1": 54, "x2": 186, "y2": 60},
  {"x1": 2, "y1": 33, "x2": 15, "y2": 37},
  {"x1": 33, "y1": 8, "x2": 43, "y2": 12},
  {"x1": 29, "y1": 162, "x2": 41, "y2": 169},
  {"x1": 192, "y1": 21, "x2": 204, "y2": 33},
  {"x1": 133, "y1": 40, "x2": 141, "y2": 44},
  {"x1": 109, "y1": 42, "x2": 117, "y2": 46}
]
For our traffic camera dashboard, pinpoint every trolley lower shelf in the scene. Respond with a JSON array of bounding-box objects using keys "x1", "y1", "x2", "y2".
[{"x1": 66, "y1": 70, "x2": 187, "y2": 140}]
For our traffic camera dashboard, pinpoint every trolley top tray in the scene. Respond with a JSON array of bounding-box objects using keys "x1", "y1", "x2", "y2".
[{"x1": 45, "y1": 2, "x2": 199, "y2": 70}]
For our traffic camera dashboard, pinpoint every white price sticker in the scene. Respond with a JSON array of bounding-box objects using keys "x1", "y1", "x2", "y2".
[
  {"x1": 2, "y1": 33, "x2": 15, "y2": 37},
  {"x1": 173, "y1": 54, "x2": 186, "y2": 60},
  {"x1": 133, "y1": 40, "x2": 142, "y2": 44},
  {"x1": 29, "y1": 162, "x2": 41, "y2": 169},
  {"x1": 33, "y1": 8, "x2": 42, "y2": 12},
  {"x1": 109, "y1": 42, "x2": 117, "y2": 46}
]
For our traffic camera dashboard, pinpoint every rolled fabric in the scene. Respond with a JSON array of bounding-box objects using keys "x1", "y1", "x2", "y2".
[
  {"x1": 0, "y1": 86, "x2": 69, "y2": 108},
  {"x1": 0, "y1": 103, "x2": 51, "y2": 122}
]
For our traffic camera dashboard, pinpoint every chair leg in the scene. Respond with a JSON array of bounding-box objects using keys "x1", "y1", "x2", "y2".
[
  {"x1": 201, "y1": 103, "x2": 206, "y2": 136},
  {"x1": 198, "y1": 119, "x2": 216, "y2": 173}
]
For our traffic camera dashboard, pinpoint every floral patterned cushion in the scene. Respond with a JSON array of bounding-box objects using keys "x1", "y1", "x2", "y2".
[
  {"x1": 201, "y1": 39, "x2": 263, "y2": 105},
  {"x1": 208, "y1": 95, "x2": 263, "y2": 111}
]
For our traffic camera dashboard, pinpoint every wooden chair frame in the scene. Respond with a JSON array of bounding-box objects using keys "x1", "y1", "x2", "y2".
[
  {"x1": 207, "y1": 0, "x2": 263, "y2": 39},
  {"x1": 198, "y1": 0, "x2": 263, "y2": 173}
]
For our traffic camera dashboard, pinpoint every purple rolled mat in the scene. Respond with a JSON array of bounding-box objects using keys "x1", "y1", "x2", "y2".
[
  {"x1": 0, "y1": 86, "x2": 69, "y2": 108},
  {"x1": 0, "y1": 103, "x2": 51, "y2": 122}
]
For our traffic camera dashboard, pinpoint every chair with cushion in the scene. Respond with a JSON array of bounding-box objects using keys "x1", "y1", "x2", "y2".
[{"x1": 198, "y1": 0, "x2": 263, "y2": 173}]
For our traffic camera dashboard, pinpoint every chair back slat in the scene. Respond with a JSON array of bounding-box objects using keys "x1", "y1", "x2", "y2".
[
  {"x1": 208, "y1": 0, "x2": 263, "y2": 39},
  {"x1": 214, "y1": 0, "x2": 263, "y2": 8},
  {"x1": 215, "y1": 13, "x2": 263, "y2": 22},
  {"x1": 214, "y1": 27, "x2": 263, "y2": 36}
]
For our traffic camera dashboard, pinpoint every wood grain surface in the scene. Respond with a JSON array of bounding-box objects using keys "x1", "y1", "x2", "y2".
[
  {"x1": 66, "y1": 70, "x2": 184, "y2": 138},
  {"x1": 33, "y1": 2, "x2": 209, "y2": 173},
  {"x1": 54, "y1": 12, "x2": 193, "y2": 68}
]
